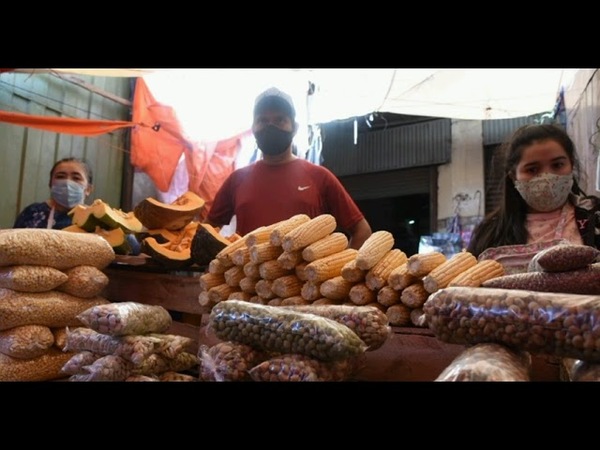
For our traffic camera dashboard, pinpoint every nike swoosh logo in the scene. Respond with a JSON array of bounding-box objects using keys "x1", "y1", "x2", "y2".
[{"x1": 298, "y1": 185, "x2": 311, "y2": 191}]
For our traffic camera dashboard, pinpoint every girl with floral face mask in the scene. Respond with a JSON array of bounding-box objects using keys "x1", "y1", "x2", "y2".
[
  {"x1": 467, "y1": 124, "x2": 600, "y2": 258},
  {"x1": 13, "y1": 157, "x2": 93, "y2": 230}
]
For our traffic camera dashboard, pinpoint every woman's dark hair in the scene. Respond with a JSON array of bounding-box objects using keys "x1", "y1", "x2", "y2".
[
  {"x1": 467, "y1": 123, "x2": 583, "y2": 257},
  {"x1": 49, "y1": 157, "x2": 94, "y2": 185}
]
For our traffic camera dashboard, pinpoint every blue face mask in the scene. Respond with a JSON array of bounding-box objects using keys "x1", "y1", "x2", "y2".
[{"x1": 51, "y1": 179, "x2": 86, "y2": 209}]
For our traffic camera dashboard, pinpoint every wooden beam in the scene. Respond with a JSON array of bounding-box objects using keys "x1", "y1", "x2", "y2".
[{"x1": 49, "y1": 71, "x2": 132, "y2": 107}]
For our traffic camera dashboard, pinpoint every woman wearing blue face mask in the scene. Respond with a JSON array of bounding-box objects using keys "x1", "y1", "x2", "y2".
[
  {"x1": 467, "y1": 124, "x2": 600, "y2": 258},
  {"x1": 14, "y1": 157, "x2": 94, "y2": 230}
]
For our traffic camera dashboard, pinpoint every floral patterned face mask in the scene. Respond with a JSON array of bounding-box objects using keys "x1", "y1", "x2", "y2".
[{"x1": 514, "y1": 172, "x2": 574, "y2": 212}]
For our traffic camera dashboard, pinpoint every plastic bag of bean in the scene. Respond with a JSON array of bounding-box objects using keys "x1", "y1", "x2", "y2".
[
  {"x1": 76, "y1": 301, "x2": 172, "y2": 336},
  {"x1": 61, "y1": 350, "x2": 103, "y2": 375},
  {"x1": 0, "y1": 324, "x2": 55, "y2": 359},
  {"x1": 248, "y1": 353, "x2": 366, "y2": 382},
  {"x1": 159, "y1": 371, "x2": 198, "y2": 382},
  {"x1": 68, "y1": 354, "x2": 133, "y2": 381},
  {"x1": 0, "y1": 265, "x2": 68, "y2": 292},
  {"x1": 199, "y1": 341, "x2": 268, "y2": 382},
  {"x1": 131, "y1": 351, "x2": 198, "y2": 376},
  {"x1": 0, "y1": 347, "x2": 74, "y2": 381},
  {"x1": 64, "y1": 327, "x2": 165, "y2": 365},
  {"x1": 435, "y1": 343, "x2": 531, "y2": 381},
  {"x1": 424, "y1": 286, "x2": 600, "y2": 362}
]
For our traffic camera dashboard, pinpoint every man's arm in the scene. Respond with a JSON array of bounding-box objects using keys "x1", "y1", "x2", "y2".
[{"x1": 347, "y1": 218, "x2": 372, "y2": 250}]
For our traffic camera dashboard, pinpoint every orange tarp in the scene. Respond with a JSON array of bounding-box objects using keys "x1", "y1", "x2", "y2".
[{"x1": 0, "y1": 110, "x2": 137, "y2": 136}]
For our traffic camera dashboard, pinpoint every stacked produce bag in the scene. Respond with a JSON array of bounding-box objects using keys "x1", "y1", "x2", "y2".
[
  {"x1": 62, "y1": 302, "x2": 198, "y2": 381},
  {"x1": 0, "y1": 229, "x2": 115, "y2": 381}
]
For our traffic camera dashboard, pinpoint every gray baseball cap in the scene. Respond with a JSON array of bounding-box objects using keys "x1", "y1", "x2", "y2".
[{"x1": 253, "y1": 87, "x2": 296, "y2": 121}]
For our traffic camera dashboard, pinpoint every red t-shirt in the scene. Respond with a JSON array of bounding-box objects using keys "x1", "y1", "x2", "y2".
[{"x1": 206, "y1": 158, "x2": 364, "y2": 236}]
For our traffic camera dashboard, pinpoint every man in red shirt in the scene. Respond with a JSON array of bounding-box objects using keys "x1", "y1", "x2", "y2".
[{"x1": 206, "y1": 87, "x2": 372, "y2": 249}]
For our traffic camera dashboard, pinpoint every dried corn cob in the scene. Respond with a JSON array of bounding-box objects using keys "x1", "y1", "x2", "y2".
[
  {"x1": 387, "y1": 262, "x2": 418, "y2": 291},
  {"x1": 239, "y1": 276, "x2": 259, "y2": 294},
  {"x1": 448, "y1": 259, "x2": 505, "y2": 287},
  {"x1": 423, "y1": 250, "x2": 477, "y2": 293},
  {"x1": 341, "y1": 259, "x2": 366, "y2": 283},
  {"x1": 313, "y1": 297, "x2": 341, "y2": 305},
  {"x1": 377, "y1": 285, "x2": 401, "y2": 307},
  {"x1": 227, "y1": 291, "x2": 253, "y2": 301},
  {"x1": 304, "y1": 249, "x2": 358, "y2": 283},
  {"x1": 269, "y1": 214, "x2": 312, "y2": 246},
  {"x1": 355, "y1": 230, "x2": 395, "y2": 270},
  {"x1": 208, "y1": 283, "x2": 238, "y2": 303},
  {"x1": 259, "y1": 259, "x2": 293, "y2": 280},
  {"x1": 250, "y1": 242, "x2": 284, "y2": 264},
  {"x1": 400, "y1": 280, "x2": 430, "y2": 309},
  {"x1": 407, "y1": 251, "x2": 447, "y2": 277},
  {"x1": 365, "y1": 248, "x2": 408, "y2": 290},
  {"x1": 295, "y1": 262, "x2": 309, "y2": 281},
  {"x1": 230, "y1": 247, "x2": 251, "y2": 266},
  {"x1": 208, "y1": 300, "x2": 368, "y2": 361},
  {"x1": 302, "y1": 232, "x2": 349, "y2": 262},
  {"x1": 319, "y1": 275, "x2": 354, "y2": 301},
  {"x1": 215, "y1": 230, "x2": 256, "y2": 266},
  {"x1": 242, "y1": 261, "x2": 260, "y2": 279},
  {"x1": 200, "y1": 272, "x2": 226, "y2": 291},
  {"x1": 301, "y1": 280, "x2": 323, "y2": 301},
  {"x1": 255, "y1": 279, "x2": 277, "y2": 300},
  {"x1": 272, "y1": 274, "x2": 303, "y2": 298},
  {"x1": 349, "y1": 282, "x2": 377, "y2": 306},
  {"x1": 224, "y1": 265, "x2": 245, "y2": 287},
  {"x1": 280, "y1": 296, "x2": 310, "y2": 305},
  {"x1": 246, "y1": 222, "x2": 282, "y2": 247},
  {"x1": 281, "y1": 214, "x2": 337, "y2": 252},
  {"x1": 386, "y1": 303, "x2": 412, "y2": 327},
  {"x1": 208, "y1": 258, "x2": 228, "y2": 274},
  {"x1": 277, "y1": 250, "x2": 304, "y2": 270}
]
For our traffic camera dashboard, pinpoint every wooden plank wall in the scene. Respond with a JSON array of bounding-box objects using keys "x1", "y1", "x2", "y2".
[{"x1": 0, "y1": 71, "x2": 132, "y2": 228}]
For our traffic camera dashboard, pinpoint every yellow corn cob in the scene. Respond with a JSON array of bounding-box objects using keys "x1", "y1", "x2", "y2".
[
  {"x1": 387, "y1": 262, "x2": 417, "y2": 291},
  {"x1": 249, "y1": 295, "x2": 267, "y2": 305},
  {"x1": 376, "y1": 285, "x2": 401, "y2": 307},
  {"x1": 422, "y1": 251, "x2": 478, "y2": 293},
  {"x1": 386, "y1": 303, "x2": 412, "y2": 327},
  {"x1": 280, "y1": 296, "x2": 310, "y2": 306},
  {"x1": 258, "y1": 259, "x2": 293, "y2": 280},
  {"x1": 200, "y1": 272, "x2": 226, "y2": 291},
  {"x1": 231, "y1": 247, "x2": 251, "y2": 266},
  {"x1": 267, "y1": 298, "x2": 283, "y2": 307},
  {"x1": 301, "y1": 280, "x2": 323, "y2": 301},
  {"x1": 349, "y1": 282, "x2": 376, "y2": 306},
  {"x1": 295, "y1": 262, "x2": 309, "y2": 281},
  {"x1": 448, "y1": 259, "x2": 505, "y2": 287},
  {"x1": 313, "y1": 297, "x2": 341, "y2": 305},
  {"x1": 246, "y1": 222, "x2": 283, "y2": 247},
  {"x1": 281, "y1": 214, "x2": 337, "y2": 252},
  {"x1": 277, "y1": 250, "x2": 304, "y2": 270},
  {"x1": 319, "y1": 275, "x2": 354, "y2": 301},
  {"x1": 249, "y1": 242, "x2": 284, "y2": 264},
  {"x1": 365, "y1": 248, "x2": 408, "y2": 290},
  {"x1": 198, "y1": 290, "x2": 217, "y2": 309},
  {"x1": 406, "y1": 251, "x2": 447, "y2": 278},
  {"x1": 304, "y1": 249, "x2": 358, "y2": 283},
  {"x1": 400, "y1": 280, "x2": 430, "y2": 309},
  {"x1": 208, "y1": 258, "x2": 228, "y2": 274},
  {"x1": 355, "y1": 230, "x2": 395, "y2": 270},
  {"x1": 242, "y1": 262, "x2": 260, "y2": 279},
  {"x1": 269, "y1": 214, "x2": 311, "y2": 246},
  {"x1": 227, "y1": 291, "x2": 253, "y2": 302},
  {"x1": 215, "y1": 230, "x2": 258, "y2": 266},
  {"x1": 255, "y1": 279, "x2": 276, "y2": 300},
  {"x1": 224, "y1": 265, "x2": 245, "y2": 287},
  {"x1": 272, "y1": 274, "x2": 304, "y2": 298},
  {"x1": 208, "y1": 283, "x2": 237, "y2": 303},
  {"x1": 301, "y1": 232, "x2": 349, "y2": 262},
  {"x1": 341, "y1": 259, "x2": 366, "y2": 283},
  {"x1": 239, "y1": 276, "x2": 259, "y2": 294}
]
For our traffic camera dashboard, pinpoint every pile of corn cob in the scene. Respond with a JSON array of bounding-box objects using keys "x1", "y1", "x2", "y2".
[{"x1": 198, "y1": 213, "x2": 505, "y2": 328}]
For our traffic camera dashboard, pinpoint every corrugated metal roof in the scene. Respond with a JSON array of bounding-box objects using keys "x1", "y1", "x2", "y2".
[
  {"x1": 321, "y1": 117, "x2": 452, "y2": 177},
  {"x1": 482, "y1": 114, "x2": 546, "y2": 146}
]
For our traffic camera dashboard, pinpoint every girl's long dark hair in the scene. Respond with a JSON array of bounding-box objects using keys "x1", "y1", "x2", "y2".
[{"x1": 467, "y1": 124, "x2": 584, "y2": 257}]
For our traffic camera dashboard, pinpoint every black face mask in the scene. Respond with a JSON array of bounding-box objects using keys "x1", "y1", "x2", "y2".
[{"x1": 254, "y1": 125, "x2": 294, "y2": 156}]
